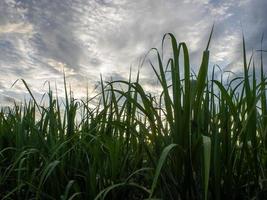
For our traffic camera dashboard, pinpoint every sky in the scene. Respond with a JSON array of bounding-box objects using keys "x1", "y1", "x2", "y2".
[{"x1": 0, "y1": 0, "x2": 267, "y2": 105}]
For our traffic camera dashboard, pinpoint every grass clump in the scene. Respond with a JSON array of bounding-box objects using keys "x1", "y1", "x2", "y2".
[{"x1": 1, "y1": 30, "x2": 267, "y2": 200}]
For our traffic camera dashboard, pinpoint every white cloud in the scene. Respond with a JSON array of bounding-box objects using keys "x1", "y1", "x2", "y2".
[
  {"x1": 0, "y1": 22, "x2": 34, "y2": 34},
  {"x1": 0, "y1": 0, "x2": 266, "y2": 103}
]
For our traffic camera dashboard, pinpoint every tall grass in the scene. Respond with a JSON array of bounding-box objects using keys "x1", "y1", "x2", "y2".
[{"x1": 1, "y1": 31, "x2": 267, "y2": 199}]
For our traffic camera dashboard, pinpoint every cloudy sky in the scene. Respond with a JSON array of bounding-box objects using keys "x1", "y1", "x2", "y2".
[{"x1": 0, "y1": 0, "x2": 266, "y2": 105}]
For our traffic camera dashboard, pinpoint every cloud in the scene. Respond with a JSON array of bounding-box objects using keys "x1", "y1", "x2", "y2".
[
  {"x1": 210, "y1": 0, "x2": 267, "y2": 75},
  {"x1": 0, "y1": 0, "x2": 266, "y2": 103},
  {"x1": 0, "y1": 22, "x2": 34, "y2": 34}
]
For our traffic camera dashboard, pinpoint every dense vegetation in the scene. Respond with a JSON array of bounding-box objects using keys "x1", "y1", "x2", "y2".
[{"x1": 1, "y1": 31, "x2": 267, "y2": 199}]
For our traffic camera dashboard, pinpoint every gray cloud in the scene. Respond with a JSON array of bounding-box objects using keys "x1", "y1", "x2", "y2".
[{"x1": 0, "y1": 0, "x2": 266, "y2": 103}]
